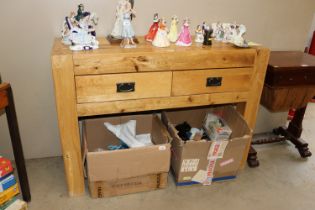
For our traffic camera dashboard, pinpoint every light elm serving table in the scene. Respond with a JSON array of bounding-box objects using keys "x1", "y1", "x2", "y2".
[{"x1": 51, "y1": 37, "x2": 269, "y2": 196}]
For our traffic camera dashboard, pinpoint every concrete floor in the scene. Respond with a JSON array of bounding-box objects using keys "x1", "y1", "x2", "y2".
[{"x1": 23, "y1": 104, "x2": 315, "y2": 210}]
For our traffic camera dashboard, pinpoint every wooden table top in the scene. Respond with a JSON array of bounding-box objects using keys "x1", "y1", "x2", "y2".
[
  {"x1": 269, "y1": 51, "x2": 315, "y2": 69},
  {"x1": 52, "y1": 37, "x2": 261, "y2": 56},
  {"x1": 266, "y1": 51, "x2": 315, "y2": 87}
]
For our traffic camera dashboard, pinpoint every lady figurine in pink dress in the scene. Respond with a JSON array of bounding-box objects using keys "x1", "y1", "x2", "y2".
[{"x1": 176, "y1": 18, "x2": 192, "y2": 46}]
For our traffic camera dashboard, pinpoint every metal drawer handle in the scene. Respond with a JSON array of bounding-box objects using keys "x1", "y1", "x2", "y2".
[
  {"x1": 116, "y1": 82, "x2": 135, "y2": 93},
  {"x1": 206, "y1": 77, "x2": 222, "y2": 87}
]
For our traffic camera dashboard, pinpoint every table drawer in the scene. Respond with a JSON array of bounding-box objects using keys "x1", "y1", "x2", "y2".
[
  {"x1": 76, "y1": 72, "x2": 172, "y2": 103},
  {"x1": 73, "y1": 48, "x2": 256, "y2": 75},
  {"x1": 171, "y1": 68, "x2": 253, "y2": 96}
]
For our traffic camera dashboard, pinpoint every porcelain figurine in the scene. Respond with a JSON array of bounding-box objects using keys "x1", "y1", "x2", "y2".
[
  {"x1": 212, "y1": 22, "x2": 225, "y2": 41},
  {"x1": 120, "y1": 1, "x2": 136, "y2": 48},
  {"x1": 203, "y1": 25, "x2": 213, "y2": 46},
  {"x1": 167, "y1": 15, "x2": 179, "y2": 43},
  {"x1": 176, "y1": 18, "x2": 192, "y2": 46},
  {"x1": 75, "y1": 4, "x2": 85, "y2": 21},
  {"x1": 145, "y1": 13, "x2": 159, "y2": 42},
  {"x1": 231, "y1": 24, "x2": 248, "y2": 47},
  {"x1": 61, "y1": 12, "x2": 77, "y2": 45},
  {"x1": 202, "y1": 21, "x2": 207, "y2": 33},
  {"x1": 152, "y1": 18, "x2": 170, "y2": 48},
  {"x1": 195, "y1": 25, "x2": 204, "y2": 43},
  {"x1": 110, "y1": 0, "x2": 131, "y2": 39},
  {"x1": 61, "y1": 5, "x2": 99, "y2": 51}
]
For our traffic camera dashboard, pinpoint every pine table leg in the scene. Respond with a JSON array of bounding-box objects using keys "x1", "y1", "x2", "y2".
[{"x1": 52, "y1": 54, "x2": 85, "y2": 196}]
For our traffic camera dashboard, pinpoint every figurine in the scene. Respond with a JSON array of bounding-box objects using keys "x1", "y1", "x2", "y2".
[
  {"x1": 212, "y1": 22, "x2": 225, "y2": 41},
  {"x1": 231, "y1": 24, "x2": 248, "y2": 47},
  {"x1": 202, "y1": 21, "x2": 207, "y2": 33},
  {"x1": 195, "y1": 25, "x2": 204, "y2": 43},
  {"x1": 203, "y1": 25, "x2": 213, "y2": 46},
  {"x1": 176, "y1": 18, "x2": 192, "y2": 46},
  {"x1": 61, "y1": 5, "x2": 99, "y2": 51},
  {"x1": 120, "y1": 1, "x2": 136, "y2": 48},
  {"x1": 110, "y1": 0, "x2": 130, "y2": 39},
  {"x1": 75, "y1": 4, "x2": 85, "y2": 21},
  {"x1": 61, "y1": 12, "x2": 78, "y2": 45},
  {"x1": 152, "y1": 18, "x2": 170, "y2": 48},
  {"x1": 167, "y1": 15, "x2": 179, "y2": 43},
  {"x1": 145, "y1": 13, "x2": 159, "y2": 42}
]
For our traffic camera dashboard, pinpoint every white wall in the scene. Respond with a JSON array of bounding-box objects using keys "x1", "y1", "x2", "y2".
[
  {"x1": 306, "y1": 13, "x2": 315, "y2": 48},
  {"x1": 0, "y1": 0, "x2": 315, "y2": 159}
]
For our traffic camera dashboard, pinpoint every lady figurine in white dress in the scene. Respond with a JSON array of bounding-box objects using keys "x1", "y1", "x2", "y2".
[
  {"x1": 120, "y1": 2, "x2": 136, "y2": 48},
  {"x1": 152, "y1": 18, "x2": 170, "y2": 48},
  {"x1": 111, "y1": 0, "x2": 130, "y2": 39}
]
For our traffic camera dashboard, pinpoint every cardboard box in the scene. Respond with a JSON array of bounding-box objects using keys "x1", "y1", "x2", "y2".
[
  {"x1": 89, "y1": 172, "x2": 168, "y2": 198},
  {"x1": 162, "y1": 106, "x2": 251, "y2": 185},
  {"x1": 83, "y1": 114, "x2": 171, "y2": 197}
]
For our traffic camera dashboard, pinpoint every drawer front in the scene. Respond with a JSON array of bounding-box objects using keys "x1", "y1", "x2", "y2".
[
  {"x1": 172, "y1": 68, "x2": 253, "y2": 96},
  {"x1": 73, "y1": 49, "x2": 256, "y2": 75},
  {"x1": 76, "y1": 72, "x2": 172, "y2": 103}
]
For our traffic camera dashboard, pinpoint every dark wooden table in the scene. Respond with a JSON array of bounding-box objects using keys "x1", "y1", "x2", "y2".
[
  {"x1": 0, "y1": 83, "x2": 31, "y2": 202},
  {"x1": 247, "y1": 51, "x2": 315, "y2": 167}
]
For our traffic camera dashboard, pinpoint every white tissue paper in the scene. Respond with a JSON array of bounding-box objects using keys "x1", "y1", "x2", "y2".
[{"x1": 104, "y1": 120, "x2": 152, "y2": 148}]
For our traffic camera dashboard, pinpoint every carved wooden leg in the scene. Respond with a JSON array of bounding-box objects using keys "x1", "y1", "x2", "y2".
[
  {"x1": 272, "y1": 106, "x2": 312, "y2": 158},
  {"x1": 287, "y1": 107, "x2": 305, "y2": 138},
  {"x1": 247, "y1": 146, "x2": 259, "y2": 167}
]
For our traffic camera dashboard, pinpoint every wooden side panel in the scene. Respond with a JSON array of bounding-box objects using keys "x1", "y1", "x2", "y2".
[
  {"x1": 89, "y1": 173, "x2": 168, "y2": 198},
  {"x1": 76, "y1": 72, "x2": 172, "y2": 103},
  {"x1": 52, "y1": 54, "x2": 84, "y2": 196},
  {"x1": 172, "y1": 68, "x2": 253, "y2": 96},
  {"x1": 77, "y1": 92, "x2": 250, "y2": 117},
  {"x1": 239, "y1": 48, "x2": 270, "y2": 168},
  {"x1": 261, "y1": 85, "x2": 315, "y2": 112},
  {"x1": 73, "y1": 49, "x2": 256, "y2": 75}
]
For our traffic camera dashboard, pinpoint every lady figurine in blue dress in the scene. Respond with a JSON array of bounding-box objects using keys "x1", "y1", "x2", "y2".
[{"x1": 120, "y1": 1, "x2": 136, "y2": 48}]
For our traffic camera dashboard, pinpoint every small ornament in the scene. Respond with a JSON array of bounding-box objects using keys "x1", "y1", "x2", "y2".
[
  {"x1": 176, "y1": 18, "x2": 192, "y2": 46},
  {"x1": 211, "y1": 22, "x2": 248, "y2": 47},
  {"x1": 203, "y1": 25, "x2": 213, "y2": 46},
  {"x1": 195, "y1": 25, "x2": 204, "y2": 43},
  {"x1": 230, "y1": 24, "x2": 248, "y2": 47},
  {"x1": 145, "y1": 13, "x2": 159, "y2": 42},
  {"x1": 110, "y1": 0, "x2": 131, "y2": 39},
  {"x1": 167, "y1": 15, "x2": 179, "y2": 43},
  {"x1": 152, "y1": 18, "x2": 170, "y2": 48},
  {"x1": 120, "y1": 1, "x2": 136, "y2": 48},
  {"x1": 61, "y1": 4, "x2": 99, "y2": 51}
]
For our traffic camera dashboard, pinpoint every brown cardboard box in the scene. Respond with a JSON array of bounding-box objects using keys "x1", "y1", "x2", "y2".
[
  {"x1": 162, "y1": 106, "x2": 251, "y2": 186},
  {"x1": 83, "y1": 114, "x2": 171, "y2": 197},
  {"x1": 89, "y1": 172, "x2": 168, "y2": 198}
]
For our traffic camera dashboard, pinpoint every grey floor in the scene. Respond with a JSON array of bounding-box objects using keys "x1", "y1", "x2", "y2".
[{"x1": 24, "y1": 104, "x2": 315, "y2": 210}]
